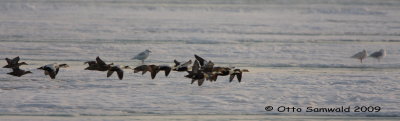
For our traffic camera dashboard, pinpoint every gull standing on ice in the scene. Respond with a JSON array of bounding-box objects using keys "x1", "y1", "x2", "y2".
[
  {"x1": 351, "y1": 49, "x2": 368, "y2": 63},
  {"x1": 132, "y1": 49, "x2": 151, "y2": 64},
  {"x1": 369, "y1": 49, "x2": 386, "y2": 62}
]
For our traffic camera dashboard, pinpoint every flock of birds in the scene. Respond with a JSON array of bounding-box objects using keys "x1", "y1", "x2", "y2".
[
  {"x1": 3, "y1": 50, "x2": 249, "y2": 86},
  {"x1": 351, "y1": 49, "x2": 386, "y2": 63},
  {"x1": 3, "y1": 48, "x2": 387, "y2": 86}
]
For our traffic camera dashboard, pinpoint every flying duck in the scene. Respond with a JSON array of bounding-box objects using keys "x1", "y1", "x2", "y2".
[
  {"x1": 132, "y1": 49, "x2": 151, "y2": 64},
  {"x1": 173, "y1": 60, "x2": 192, "y2": 72},
  {"x1": 7, "y1": 67, "x2": 32, "y2": 77},
  {"x1": 185, "y1": 60, "x2": 208, "y2": 86},
  {"x1": 149, "y1": 65, "x2": 172, "y2": 79},
  {"x1": 229, "y1": 69, "x2": 249, "y2": 83},
  {"x1": 194, "y1": 54, "x2": 215, "y2": 72},
  {"x1": 206, "y1": 67, "x2": 233, "y2": 82},
  {"x1": 38, "y1": 63, "x2": 69, "y2": 79},
  {"x1": 107, "y1": 65, "x2": 131, "y2": 80},
  {"x1": 3, "y1": 56, "x2": 28, "y2": 68},
  {"x1": 84, "y1": 56, "x2": 113, "y2": 71},
  {"x1": 133, "y1": 65, "x2": 172, "y2": 79}
]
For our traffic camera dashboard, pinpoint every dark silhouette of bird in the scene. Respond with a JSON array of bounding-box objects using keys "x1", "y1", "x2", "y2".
[
  {"x1": 107, "y1": 65, "x2": 131, "y2": 80},
  {"x1": 7, "y1": 67, "x2": 32, "y2": 77},
  {"x1": 84, "y1": 56, "x2": 113, "y2": 71},
  {"x1": 133, "y1": 65, "x2": 172, "y2": 79},
  {"x1": 3, "y1": 56, "x2": 28, "y2": 68}
]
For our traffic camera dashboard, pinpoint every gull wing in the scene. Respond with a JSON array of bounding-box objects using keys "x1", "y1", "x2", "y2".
[{"x1": 370, "y1": 51, "x2": 382, "y2": 57}]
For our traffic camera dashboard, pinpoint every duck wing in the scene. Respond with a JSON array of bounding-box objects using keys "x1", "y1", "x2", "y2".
[
  {"x1": 96, "y1": 56, "x2": 106, "y2": 65},
  {"x1": 198, "y1": 78, "x2": 205, "y2": 86},
  {"x1": 5, "y1": 58, "x2": 11, "y2": 65},
  {"x1": 192, "y1": 60, "x2": 200, "y2": 73},
  {"x1": 173, "y1": 60, "x2": 181, "y2": 67},
  {"x1": 84, "y1": 61, "x2": 97, "y2": 66},
  {"x1": 149, "y1": 65, "x2": 160, "y2": 79},
  {"x1": 107, "y1": 70, "x2": 114, "y2": 78},
  {"x1": 116, "y1": 69, "x2": 123, "y2": 80},
  {"x1": 237, "y1": 72, "x2": 242, "y2": 83},
  {"x1": 229, "y1": 74, "x2": 235, "y2": 82},
  {"x1": 42, "y1": 66, "x2": 57, "y2": 79},
  {"x1": 160, "y1": 66, "x2": 171, "y2": 76},
  {"x1": 11, "y1": 56, "x2": 20, "y2": 64},
  {"x1": 47, "y1": 69, "x2": 57, "y2": 79},
  {"x1": 194, "y1": 54, "x2": 205, "y2": 66}
]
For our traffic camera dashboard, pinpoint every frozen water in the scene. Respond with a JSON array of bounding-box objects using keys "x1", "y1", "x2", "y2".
[{"x1": 0, "y1": 0, "x2": 399, "y2": 118}]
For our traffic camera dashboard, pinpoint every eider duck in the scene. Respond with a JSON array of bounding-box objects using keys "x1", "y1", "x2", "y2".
[
  {"x1": 229, "y1": 69, "x2": 249, "y2": 83},
  {"x1": 133, "y1": 65, "x2": 171, "y2": 79},
  {"x1": 186, "y1": 60, "x2": 208, "y2": 86},
  {"x1": 173, "y1": 60, "x2": 192, "y2": 72},
  {"x1": 132, "y1": 49, "x2": 151, "y2": 64},
  {"x1": 3, "y1": 56, "x2": 28, "y2": 68},
  {"x1": 194, "y1": 54, "x2": 214, "y2": 72},
  {"x1": 38, "y1": 63, "x2": 69, "y2": 79},
  {"x1": 84, "y1": 56, "x2": 113, "y2": 71},
  {"x1": 369, "y1": 49, "x2": 386, "y2": 62},
  {"x1": 351, "y1": 49, "x2": 368, "y2": 63},
  {"x1": 107, "y1": 65, "x2": 131, "y2": 80},
  {"x1": 7, "y1": 67, "x2": 32, "y2": 77},
  {"x1": 206, "y1": 67, "x2": 233, "y2": 82},
  {"x1": 149, "y1": 65, "x2": 172, "y2": 79},
  {"x1": 133, "y1": 65, "x2": 151, "y2": 75}
]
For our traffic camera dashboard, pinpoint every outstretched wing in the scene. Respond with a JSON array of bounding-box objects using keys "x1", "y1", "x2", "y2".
[
  {"x1": 96, "y1": 56, "x2": 106, "y2": 65},
  {"x1": 229, "y1": 74, "x2": 235, "y2": 82},
  {"x1": 192, "y1": 60, "x2": 200, "y2": 73},
  {"x1": 5, "y1": 58, "x2": 11, "y2": 64},
  {"x1": 116, "y1": 69, "x2": 123, "y2": 80},
  {"x1": 107, "y1": 70, "x2": 114, "y2": 78},
  {"x1": 149, "y1": 65, "x2": 159, "y2": 79},
  {"x1": 237, "y1": 73, "x2": 242, "y2": 83},
  {"x1": 11, "y1": 56, "x2": 20, "y2": 64},
  {"x1": 160, "y1": 66, "x2": 171, "y2": 77},
  {"x1": 198, "y1": 78, "x2": 205, "y2": 86},
  {"x1": 194, "y1": 54, "x2": 205, "y2": 66},
  {"x1": 173, "y1": 60, "x2": 181, "y2": 67},
  {"x1": 164, "y1": 67, "x2": 171, "y2": 77},
  {"x1": 47, "y1": 70, "x2": 57, "y2": 79}
]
